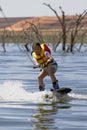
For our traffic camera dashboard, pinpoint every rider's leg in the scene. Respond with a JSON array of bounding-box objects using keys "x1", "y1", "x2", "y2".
[{"x1": 38, "y1": 69, "x2": 48, "y2": 91}]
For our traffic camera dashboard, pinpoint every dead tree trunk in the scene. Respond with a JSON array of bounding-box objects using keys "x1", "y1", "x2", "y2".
[
  {"x1": 43, "y1": 3, "x2": 67, "y2": 51},
  {"x1": 2, "y1": 28, "x2": 6, "y2": 52},
  {"x1": 61, "y1": 8, "x2": 66, "y2": 51},
  {"x1": 69, "y1": 10, "x2": 87, "y2": 52}
]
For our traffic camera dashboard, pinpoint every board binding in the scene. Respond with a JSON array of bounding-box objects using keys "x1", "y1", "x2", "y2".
[{"x1": 53, "y1": 87, "x2": 72, "y2": 94}]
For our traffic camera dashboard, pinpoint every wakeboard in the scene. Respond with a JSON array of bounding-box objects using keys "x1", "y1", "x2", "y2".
[{"x1": 53, "y1": 87, "x2": 72, "y2": 95}]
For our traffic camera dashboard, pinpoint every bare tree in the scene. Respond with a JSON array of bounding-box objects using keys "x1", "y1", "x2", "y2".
[
  {"x1": 22, "y1": 18, "x2": 45, "y2": 44},
  {"x1": 21, "y1": 18, "x2": 45, "y2": 52},
  {"x1": 43, "y1": 3, "x2": 67, "y2": 51},
  {"x1": 77, "y1": 30, "x2": 87, "y2": 51},
  {"x1": 69, "y1": 10, "x2": 87, "y2": 52},
  {"x1": 1, "y1": 27, "x2": 6, "y2": 52}
]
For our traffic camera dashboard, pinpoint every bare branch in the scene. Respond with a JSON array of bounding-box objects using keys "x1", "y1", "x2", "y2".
[{"x1": 43, "y1": 3, "x2": 63, "y2": 26}]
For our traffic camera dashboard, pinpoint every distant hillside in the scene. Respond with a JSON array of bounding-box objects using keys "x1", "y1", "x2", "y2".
[
  {"x1": 0, "y1": 17, "x2": 33, "y2": 29},
  {"x1": 0, "y1": 16, "x2": 87, "y2": 31}
]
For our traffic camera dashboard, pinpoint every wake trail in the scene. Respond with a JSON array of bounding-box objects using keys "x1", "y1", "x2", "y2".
[{"x1": 69, "y1": 93, "x2": 87, "y2": 100}]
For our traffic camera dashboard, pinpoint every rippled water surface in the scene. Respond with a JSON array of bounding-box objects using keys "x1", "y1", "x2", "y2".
[{"x1": 0, "y1": 44, "x2": 87, "y2": 130}]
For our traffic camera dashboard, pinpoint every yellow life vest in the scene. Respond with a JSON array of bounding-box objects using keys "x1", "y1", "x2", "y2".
[{"x1": 32, "y1": 44, "x2": 48, "y2": 65}]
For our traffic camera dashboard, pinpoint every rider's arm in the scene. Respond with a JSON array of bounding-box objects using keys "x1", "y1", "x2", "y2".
[{"x1": 33, "y1": 58, "x2": 39, "y2": 66}]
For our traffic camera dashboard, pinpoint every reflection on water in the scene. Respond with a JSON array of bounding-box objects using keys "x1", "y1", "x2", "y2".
[{"x1": 31, "y1": 103, "x2": 71, "y2": 130}]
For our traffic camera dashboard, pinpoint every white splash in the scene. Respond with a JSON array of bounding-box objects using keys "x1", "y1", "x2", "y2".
[{"x1": 0, "y1": 80, "x2": 53, "y2": 102}]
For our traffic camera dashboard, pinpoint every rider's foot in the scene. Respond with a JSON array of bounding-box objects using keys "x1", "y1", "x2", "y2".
[
  {"x1": 52, "y1": 80, "x2": 59, "y2": 90},
  {"x1": 39, "y1": 86, "x2": 45, "y2": 91}
]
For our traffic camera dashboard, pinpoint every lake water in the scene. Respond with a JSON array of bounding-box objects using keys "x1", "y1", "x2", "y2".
[{"x1": 0, "y1": 44, "x2": 87, "y2": 130}]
